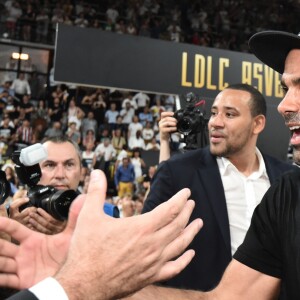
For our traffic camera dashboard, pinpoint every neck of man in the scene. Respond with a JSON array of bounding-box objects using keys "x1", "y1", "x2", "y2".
[{"x1": 227, "y1": 147, "x2": 259, "y2": 177}]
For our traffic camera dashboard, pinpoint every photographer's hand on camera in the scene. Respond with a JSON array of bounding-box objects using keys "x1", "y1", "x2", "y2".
[
  {"x1": 28, "y1": 208, "x2": 67, "y2": 235},
  {"x1": 9, "y1": 196, "x2": 37, "y2": 227},
  {"x1": 159, "y1": 111, "x2": 177, "y2": 162}
]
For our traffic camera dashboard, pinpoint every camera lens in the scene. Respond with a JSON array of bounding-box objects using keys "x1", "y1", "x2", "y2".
[
  {"x1": 42, "y1": 189, "x2": 79, "y2": 221},
  {"x1": 178, "y1": 116, "x2": 193, "y2": 134}
]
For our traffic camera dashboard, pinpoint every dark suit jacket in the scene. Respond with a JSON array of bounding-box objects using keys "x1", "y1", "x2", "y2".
[
  {"x1": 6, "y1": 290, "x2": 38, "y2": 300},
  {"x1": 143, "y1": 146, "x2": 297, "y2": 291}
]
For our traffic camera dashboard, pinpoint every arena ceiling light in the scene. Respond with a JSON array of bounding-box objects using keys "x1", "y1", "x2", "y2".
[{"x1": 11, "y1": 52, "x2": 29, "y2": 60}]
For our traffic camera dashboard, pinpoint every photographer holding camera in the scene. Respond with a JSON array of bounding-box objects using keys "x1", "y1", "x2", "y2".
[
  {"x1": 8, "y1": 136, "x2": 82, "y2": 235},
  {"x1": 140, "y1": 83, "x2": 297, "y2": 294}
]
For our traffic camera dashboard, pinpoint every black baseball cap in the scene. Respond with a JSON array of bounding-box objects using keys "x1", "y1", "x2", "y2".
[{"x1": 249, "y1": 31, "x2": 300, "y2": 74}]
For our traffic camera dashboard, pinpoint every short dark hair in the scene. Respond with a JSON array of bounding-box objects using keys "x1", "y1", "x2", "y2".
[
  {"x1": 225, "y1": 83, "x2": 267, "y2": 117},
  {"x1": 42, "y1": 136, "x2": 82, "y2": 163}
]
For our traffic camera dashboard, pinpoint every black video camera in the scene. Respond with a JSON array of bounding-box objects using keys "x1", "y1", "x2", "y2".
[
  {"x1": 174, "y1": 92, "x2": 209, "y2": 150},
  {"x1": 11, "y1": 144, "x2": 79, "y2": 221}
]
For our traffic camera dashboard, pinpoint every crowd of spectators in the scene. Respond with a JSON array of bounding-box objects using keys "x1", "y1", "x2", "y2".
[
  {"x1": 1, "y1": 0, "x2": 299, "y2": 52},
  {"x1": 0, "y1": 72, "x2": 179, "y2": 213},
  {"x1": 0, "y1": 0, "x2": 298, "y2": 214}
]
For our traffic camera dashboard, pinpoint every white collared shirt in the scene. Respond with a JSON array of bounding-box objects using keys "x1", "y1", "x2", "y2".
[{"x1": 216, "y1": 148, "x2": 270, "y2": 255}]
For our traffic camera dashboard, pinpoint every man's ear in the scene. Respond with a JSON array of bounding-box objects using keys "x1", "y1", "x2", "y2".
[{"x1": 253, "y1": 115, "x2": 266, "y2": 135}]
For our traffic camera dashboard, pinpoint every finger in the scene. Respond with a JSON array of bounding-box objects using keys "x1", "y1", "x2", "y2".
[
  {"x1": 142, "y1": 188, "x2": 191, "y2": 232},
  {"x1": 0, "y1": 238, "x2": 19, "y2": 258},
  {"x1": 153, "y1": 249, "x2": 196, "y2": 282},
  {"x1": 161, "y1": 111, "x2": 174, "y2": 118},
  {"x1": 80, "y1": 170, "x2": 107, "y2": 216},
  {"x1": 65, "y1": 195, "x2": 85, "y2": 235},
  {"x1": 9, "y1": 197, "x2": 30, "y2": 210},
  {"x1": 154, "y1": 200, "x2": 196, "y2": 245},
  {"x1": 161, "y1": 127, "x2": 177, "y2": 133},
  {"x1": 0, "y1": 273, "x2": 19, "y2": 289},
  {"x1": 36, "y1": 208, "x2": 56, "y2": 222},
  {"x1": 28, "y1": 218, "x2": 52, "y2": 234},
  {"x1": 0, "y1": 217, "x2": 37, "y2": 243},
  {"x1": 160, "y1": 218, "x2": 203, "y2": 263},
  {"x1": 0, "y1": 256, "x2": 17, "y2": 273}
]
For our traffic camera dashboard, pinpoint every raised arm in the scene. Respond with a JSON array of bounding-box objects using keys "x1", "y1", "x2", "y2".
[{"x1": 124, "y1": 259, "x2": 280, "y2": 300}]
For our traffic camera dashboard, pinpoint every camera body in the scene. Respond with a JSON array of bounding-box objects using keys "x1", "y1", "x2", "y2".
[{"x1": 174, "y1": 93, "x2": 209, "y2": 150}]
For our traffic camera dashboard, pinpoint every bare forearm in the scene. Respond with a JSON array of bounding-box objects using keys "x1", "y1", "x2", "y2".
[{"x1": 123, "y1": 285, "x2": 211, "y2": 300}]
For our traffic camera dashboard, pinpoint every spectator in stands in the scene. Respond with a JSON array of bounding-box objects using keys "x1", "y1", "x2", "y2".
[
  {"x1": 126, "y1": 21, "x2": 137, "y2": 35},
  {"x1": 81, "y1": 140, "x2": 95, "y2": 180},
  {"x1": 145, "y1": 136, "x2": 161, "y2": 151},
  {"x1": 128, "y1": 115, "x2": 143, "y2": 140},
  {"x1": 82, "y1": 128, "x2": 96, "y2": 149},
  {"x1": 111, "y1": 128, "x2": 127, "y2": 154},
  {"x1": 74, "y1": 12, "x2": 89, "y2": 28},
  {"x1": 142, "y1": 120, "x2": 155, "y2": 145},
  {"x1": 114, "y1": 156, "x2": 135, "y2": 197},
  {"x1": 32, "y1": 99, "x2": 49, "y2": 124},
  {"x1": 10, "y1": 73, "x2": 31, "y2": 101},
  {"x1": 120, "y1": 100, "x2": 135, "y2": 135},
  {"x1": 3, "y1": 96, "x2": 18, "y2": 121},
  {"x1": 47, "y1": 97, "x2": 64, "y2": 125},
  {"x1": 17, "y1": 94, "x2": 34, "y2": 121},
  {"x1": 93, "y1": 137, "x2": 116, "y2": 177},
  {"x1": 0, "y1": 114, "x2": 15, "y2": 156},
  {"x1": 43, "y1": 121, "x2": 63, "y2": 139},
  {"x1": 164, "y1": 94, "x2": 175, "y2": 111},
  {"x1": 2, "y1": 164, "x2": 18, "y2": 196},
  {"x1": 131, "y1": 148, "x2": 146, "y2": 193},
  {"x1": 128, "y1": 129, "x2": 146, "y2": 151},
  {"x1": 133, "y1": 91, "x2": 150, "y2": 114},
  {"x1": 35, "y1": 8, "x2": 49, "y2": 43},
  {"x1": 50, "y1": 6, "x2": 64, "y2": 42},
  {"x1": 106, "y1": 3, "x2": 119, "y2": 25},
  {"x1": 121, "y1": 92, "x2": 137, "y2": 110},
  {"x1": 105, "y1": 102, "x2": 119, "y2": 132},
  {"x1": 5, "y1": 0, "x2": 22, "y2": 39},
  {"x1": 81, "y1": 111, "x2": 98, "y2": 138},
  {"x1": 167, "y1": 22, "x2": 181, "y2": 42},
  {"x1": 32, "y1": 122, "x2": 46, "y2": 144},
  {"x1": 66, "y1": 121, "x2": 81, "y2": 144},
  {"x1": 67, "y1": 98, "x2": 85, "y2": 131},
  {"x1": 15, "y1": 118, "x2": 33, "y2": 147},
  {"x1": 150, "y1": 97, "x2": 166, "y2": 120},
  {"x1": 97, "y1": 127, "x2": 111, "y2": 143},
  {"x1": 20, "y1": 3, "x2": 36, "y2": 41},
  {"x1": 91, "y1": 90, "x2": 107, "y2": 125},
  {"x1": 139, "y1": 106, "x2": 153, "y2": 127}
]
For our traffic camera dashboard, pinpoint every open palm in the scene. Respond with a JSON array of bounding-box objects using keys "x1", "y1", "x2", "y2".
[{"x1": 0, "y1": 195, "x2": 84, "y2": 289}]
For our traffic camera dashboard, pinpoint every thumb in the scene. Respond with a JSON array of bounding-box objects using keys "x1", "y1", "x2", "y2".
[{"x1": 81, "y1": 169, "x2": 107, "y2": 216}]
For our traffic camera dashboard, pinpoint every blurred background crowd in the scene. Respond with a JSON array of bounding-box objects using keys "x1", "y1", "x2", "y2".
[
  {"x1": 1, "y1": 0, "x2": 300, "y2": 50},
  {"x1": 0, "y1": 0, "x2": 298, "y2": 215}
]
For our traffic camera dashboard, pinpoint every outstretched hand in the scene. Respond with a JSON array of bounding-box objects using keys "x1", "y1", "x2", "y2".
[
  {"x1": 0, "y1": 193, "x2": 85, "y2": 289},
  {"x1": 55, "y1": 170, "x2": 202, "y2": 300}
]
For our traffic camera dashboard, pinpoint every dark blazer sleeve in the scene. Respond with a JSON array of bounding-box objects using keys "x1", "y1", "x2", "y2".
[{"x1": 6, "y1": 290, "x2": 38, "y2": 300}]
